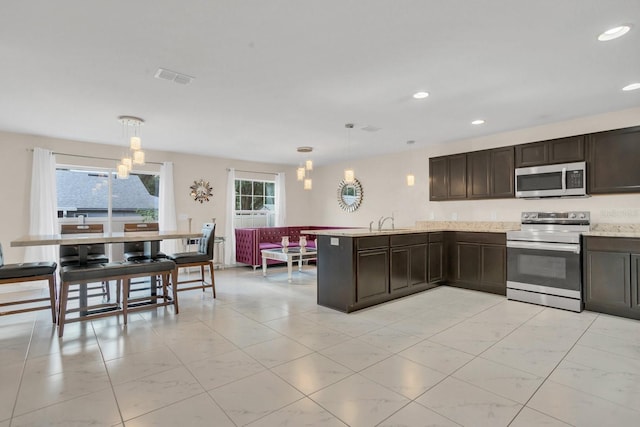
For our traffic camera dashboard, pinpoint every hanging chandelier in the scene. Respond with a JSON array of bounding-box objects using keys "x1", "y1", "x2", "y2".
[
  {"x1": 296, "y1": 146, "x2": 313, "y2": 190},
  {"x1": 116, "y1": 116, "x2": 145, "y2": 179}
]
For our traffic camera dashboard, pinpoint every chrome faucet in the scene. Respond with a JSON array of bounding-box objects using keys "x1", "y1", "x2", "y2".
[
  {"x1": 369, "y1": 221, "x2": 374, "y2": 232},
  {"x1": 378, "y1": 214, "x2": 394, "y2": 231}
]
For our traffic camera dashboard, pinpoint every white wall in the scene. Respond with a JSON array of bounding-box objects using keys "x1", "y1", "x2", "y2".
[
  {"x1": 307, "y1": 107, "x2": 640, "y2": 228},
  {"x1": 0, "y1": 131, "x2": 310, "y2": 263},
  {"x1": 2, "y1": 106, "x2": 640, "y2": 262}
]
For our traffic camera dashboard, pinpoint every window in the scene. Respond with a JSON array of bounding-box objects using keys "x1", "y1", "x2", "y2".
[
  {"x1": 234, "y1": 179, "x2": 275, "y2": 227},
  {"x1": 56, "y1": 167, "x2": 159, "y2": 225}
]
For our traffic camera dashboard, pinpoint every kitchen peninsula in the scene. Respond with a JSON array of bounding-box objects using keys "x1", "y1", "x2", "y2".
[{"x1": 312, "y1": 222, "x2": 518, "y2": 313}]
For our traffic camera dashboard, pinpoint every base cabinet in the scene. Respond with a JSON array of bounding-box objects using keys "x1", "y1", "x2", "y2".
[
  {"x1": 446, "y1": 232, "x2": 507, "y2": 295},
  {"x1": 584, "y1": 236, "x2": 640, "y2": 320},
  {"x1": 317, "y1": 233, "x2": 441, "y2": 313}
]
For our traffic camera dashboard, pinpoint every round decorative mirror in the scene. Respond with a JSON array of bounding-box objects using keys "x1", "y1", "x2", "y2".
[
  {"x1": 337, "y1": 178, "x2": 363, "y2": 212},
  {"x1": 190, "y1": 179, "x2": 213, "y2": 203}
]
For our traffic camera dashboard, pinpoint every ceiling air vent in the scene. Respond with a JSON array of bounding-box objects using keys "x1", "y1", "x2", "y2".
[{"x1": 154, "y1": 68, "x2": 194, "y2": 85}]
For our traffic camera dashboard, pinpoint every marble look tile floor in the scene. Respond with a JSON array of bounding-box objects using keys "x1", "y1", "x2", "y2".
[{"x1": 2, "y1": 265, "x2": 640, "y2": 426}]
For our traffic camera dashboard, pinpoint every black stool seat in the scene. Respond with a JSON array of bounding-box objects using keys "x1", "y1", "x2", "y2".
[
  {"x1": 168, "y1": 252, "x2": 209, "y2": 264},
  {"x1": 124, "y1": 251, "x2": 167, "y2": 262},
  {"x1": 61, "y1": 260, "x2": 176, "y2": 283},
  {"x1": 0, "y1": 262, "x2": 57, "y2": 279},
  {"x1": 60, "y1": 254, "x2": 109, "y2": 267}
]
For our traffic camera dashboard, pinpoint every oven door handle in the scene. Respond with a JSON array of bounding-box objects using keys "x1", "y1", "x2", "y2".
[{"x1": 507, "y1": 240, "x2": 580, "y2": 253}]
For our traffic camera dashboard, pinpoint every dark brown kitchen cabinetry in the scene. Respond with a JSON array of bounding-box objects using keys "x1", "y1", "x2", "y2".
[
  {"x1": 583, "y1": 236, "x2": 640, "y2": 320},
  {"x1": 446, "y1": 232, "x2": 506, "y2": 295},
  {"x1": 317, "y1": 232, "x2": 441, "y2": 313},
  {"x1": 390, "y1": 233, "x2": 428, "y2": 292},
  {"x1": 429, "y1": 154, "x2": 467, "y2": 201},
  {"x1": 467, "y1": 147, "x2": 514, "y2": 199},
  {"x1": 428, "y1": 233, "x2": 444, "y2": 283},
  {"x1": 356, "y1": 236, "x2": 389, "y2": 304},
  {"x1": 587, "y1": 126, "x2": 640, "y2": 195},
  {"x1": 514, "y1": 135, "x2": 585, "y2": 167}
]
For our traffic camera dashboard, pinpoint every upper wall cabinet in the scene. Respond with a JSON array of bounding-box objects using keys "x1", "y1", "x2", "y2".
[
  {"x1": 588, "y1": 126, "x2": 640, "y2": 194},
  {"x1": 429, "y1": 154, "x2": 467, "y2": 201},
  {"x1": 514, "y1": 135, "x2": 585, "y2": 168},
  {"x1": 467, "y1": 147, "x2": 514, "y2": 199}
]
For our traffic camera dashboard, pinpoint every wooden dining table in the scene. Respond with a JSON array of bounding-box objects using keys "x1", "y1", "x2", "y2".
[{"x1": 11, "y1": 230, "x2": 202, "y2": 315}]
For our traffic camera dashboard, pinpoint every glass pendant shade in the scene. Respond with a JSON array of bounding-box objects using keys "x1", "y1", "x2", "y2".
[
  {"x1": 406, "y1": 173, "x2": 415, "y2": 186},
  {"x1": 130, "y1": 136, "x2": 141, "y2": 151},
  {"x1": 121, "y1": 155, "x2": 132, "y2": 171},
  {"x1": 303, "y1": 178, "x2": 312, "y2": 190},
  {"x1": 296, "y1": 167, "x2": 305, "y2": 181},
  {"x1": 117, "y1": 163, "x2": 130, "y2": 179},
  {"x1": 133, "y1": 150, "x2": 145, "y2": 165},
  {"x1": 344, "y1": 168, "x2": 355, "y2": 184},
  {"x1": 305, "y1": 159, "x2": 313, "y2": 171}
]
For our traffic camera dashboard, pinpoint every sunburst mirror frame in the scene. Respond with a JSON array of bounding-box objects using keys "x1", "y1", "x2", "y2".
[
  {"x1": 190, "y1": 179, "x2": 213, "y2": 203},
  {"x1": 337, "y1": 178, "x2": 363, "y2": 212}
]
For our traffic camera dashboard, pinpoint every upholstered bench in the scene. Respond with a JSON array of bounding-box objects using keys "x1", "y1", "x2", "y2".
[{"x1": 58, "y1": 259, "x2": 177, "y2": 337}]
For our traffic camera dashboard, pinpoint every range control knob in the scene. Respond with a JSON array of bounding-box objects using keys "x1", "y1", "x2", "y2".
[
  {"x1": 579, "y1": 213, "x2": 586, "y2": 219},
  {"x1": 569, "y1": 213, "x2": 576, "y2": 219},
  {"x1": 522, "y1": 213, "x2": 529, "y2": 219},
  {"x1": 529, "y1": 213, "x2": 537, "y2": 219}
]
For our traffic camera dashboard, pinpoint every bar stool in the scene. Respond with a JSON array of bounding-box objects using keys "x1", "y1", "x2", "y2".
[
  {"x1": 0, "y1": 243, "x2": 57, "y2": 323},
  {"x1": 167, "y1": 223, "x2": 216, "y2": 297}
]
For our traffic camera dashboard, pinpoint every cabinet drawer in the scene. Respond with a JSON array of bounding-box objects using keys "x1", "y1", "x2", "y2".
[
  {"x1": 356, "y1": 236, "x2": 389, "y2": 250},
  {"x1": 390, "y1": 233, "x2": 428, "y2": 247},
  {"x1": 453, "y1": 232, "x2": 505, "y2": 245},
  {"x1": 585, "y1": 236, "x2": 640, "y2": 253}
]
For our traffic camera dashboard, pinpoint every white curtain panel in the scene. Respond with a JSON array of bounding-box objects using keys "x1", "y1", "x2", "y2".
[
  {"x1": 224, "y1": 168, "x2": 236, "y2": 265},
  {"x1": 275, "y1": 172, "x2": 286, "y2": 226},
  {"x1": 24, "y1": 148, "x2": 58, "y2": 263},
  {"x1": 159, "y1": 162, "x2": 178, "y2": 254}
]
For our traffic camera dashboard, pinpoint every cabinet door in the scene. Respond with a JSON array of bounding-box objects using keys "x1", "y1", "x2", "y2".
[
  {"x1": 515, "y1": 142, "x2": 548, "y2": 167},
  {"x1": 356, "y1": 249, "x2": 389, "y2": 302},
  {"x1": 409, "y1": 244, "x2": 428, "y2": 286},
  {"x1": 428, "y1": 241, "x2": 444, "y2": 283},
  {"x1": 448, "y1": 154, "x2": 467, "y2": 199},
  {"x1": 548, "y1": 136, "x2": 584, "y2": 164},
  {"x1": 481, "y1": 245, "x2": 506, "y2": 294},
  {"x1": 390, "y1": 247, "x2": 409, "y2": 292},
  {"x1": 456, "y1": 243, "x2": 481, "y2": 283},
  {"x1": 584, "y1": 251, "x2": 630, "y2": 309},
  {"x1": 588, "y1": 126, "x2": 640, "y2": 194},
  {"x1": 429, "y1": 157, "x2": 448, "y2": 200},
  {"x1": 490, "y1": 147, "x2": 515, "y2": 197},
  {"x1": 632, "y1": 255, "x2": 640, "y2": 312},
  {"x1": 466, "y1": 150, "x2": 491, "y2": 198}
]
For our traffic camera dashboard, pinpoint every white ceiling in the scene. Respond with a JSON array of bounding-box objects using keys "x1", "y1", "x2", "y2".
[{"x1": 1, "y1": 1, "x2": 638, "y2": 166}]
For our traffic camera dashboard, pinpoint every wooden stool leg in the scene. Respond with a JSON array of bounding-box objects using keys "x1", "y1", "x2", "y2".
[
  {"x1": 209, "y1": 261, "x2": 216, "y2": 299},
  {"x1": 58, "y1": 281, "x2": 69, "y2": 337},
  {"x1": 122, "y1": 278, "x2": 129, "y2": 325},
  {"x1": 48, "y1": 275, "x2": 57, "y2": 324},
  {"x1": 171, "y1": 269, "x2": 179, "y2": 314},
  {"x1": 200, "y1": 265, "x2": 206, "y2": 291}
]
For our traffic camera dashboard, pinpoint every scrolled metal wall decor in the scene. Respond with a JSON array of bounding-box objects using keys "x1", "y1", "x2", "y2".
[
  {"x1": 190, "y1": 179, "x2": 213, "y2": 203},
  {"x1": 337, "y1": 178, "x2": 363, "y2": 212}
]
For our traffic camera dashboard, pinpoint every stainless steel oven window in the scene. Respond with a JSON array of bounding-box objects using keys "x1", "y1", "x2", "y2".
[
  {"x1": 517, "y1": 254, "x2": 566, "y2": 279},
  {"x1": 507, "y1": 247, "x2": 581, "y2": 292}
]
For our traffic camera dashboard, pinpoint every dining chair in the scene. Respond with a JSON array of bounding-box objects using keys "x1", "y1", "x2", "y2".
[
  {"x1": 59, "y1": 223, "x2": 110, "y2": 300},
  {"x1": 167, "y1": 223, "x2": 216, "y2": 297},
  {"x1": 0, "y1": 242, "x2": 58, "y2": 323},
  {"x1": 122, "y1": 222, "x2": 166, "y2": 261}
]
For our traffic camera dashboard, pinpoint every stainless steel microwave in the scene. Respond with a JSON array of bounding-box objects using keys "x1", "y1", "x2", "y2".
[{"x1": 515, "y1": 161, "x2": 587, "y2": 198}]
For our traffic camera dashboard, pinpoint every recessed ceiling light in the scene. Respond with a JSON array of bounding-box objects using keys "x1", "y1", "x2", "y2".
[
  {"x1": 471, "y1": 119, "x2": 485, "y2": 125},
  {"x1": 598, "y1": 25, "x2": 631, "y2": 41},
  {"x1": 413, "y1": 91, "x2": 429, "y2": 99},
  {"x1": 622, "y1": 82, "x2": 640, "y2": 91}
]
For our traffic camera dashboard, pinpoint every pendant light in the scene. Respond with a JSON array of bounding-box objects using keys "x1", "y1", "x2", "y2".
[
  {"x1": 116, "y1": 116, "x2": 145, "y2": 177},
  {"x1": 406, "y1": 140, "x2": 415, "y2": 186},
  {"x1": 297, "y1": 146, "x2": 313, "y2": 190},
  {"x1": 344, "y1": 123, "x2": 355, "y2": 183}
]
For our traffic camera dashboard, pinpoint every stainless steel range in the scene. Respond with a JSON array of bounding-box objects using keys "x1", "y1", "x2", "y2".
[{"x1": 506, "y1": 211, "x2": 590, "y2": 312}]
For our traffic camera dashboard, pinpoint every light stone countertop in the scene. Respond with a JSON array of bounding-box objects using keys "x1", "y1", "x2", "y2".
[
  {"x1": 305, "y1": 221, "x2": 520, "y2": 237},
  {"x1": 582, "y1": 223, "x2": 640, "y2": 238}
]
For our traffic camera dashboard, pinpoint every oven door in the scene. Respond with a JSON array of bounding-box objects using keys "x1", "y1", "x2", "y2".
[{"x1": 506, "y1": 240, "x2": 581, "y2": 298}]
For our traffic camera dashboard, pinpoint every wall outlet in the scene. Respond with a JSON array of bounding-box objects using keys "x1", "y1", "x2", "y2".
[
  {"x1": 429, "y1": 212, "x2": 435, "y2": 220},
  {"x1": 451, "y1": 212, "x2": 458, "y2": 221}
]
